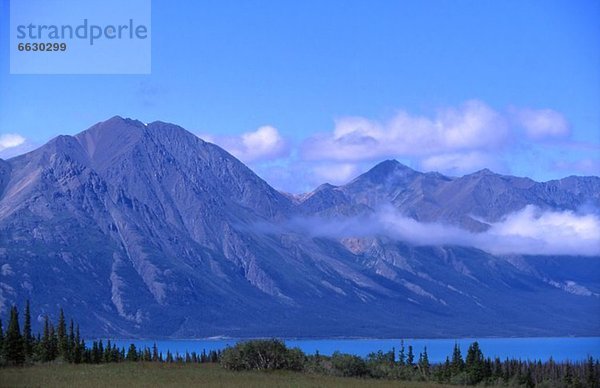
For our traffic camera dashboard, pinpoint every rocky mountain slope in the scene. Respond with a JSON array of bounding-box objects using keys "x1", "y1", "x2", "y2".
[
  {"x1": 299, "y1": 159, "x2": 600, "y2": 231},
  {"x1": 0, "y1": 117, "x2": 598, "y2": 338}
]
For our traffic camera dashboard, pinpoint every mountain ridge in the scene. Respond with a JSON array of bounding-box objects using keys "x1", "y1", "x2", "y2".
[
  {"x1": 297, "y1": 156, "x2": 599, "y2": 232},
  {"x1": 0, "y1": 117, "x2": 598, "y2": 338}
]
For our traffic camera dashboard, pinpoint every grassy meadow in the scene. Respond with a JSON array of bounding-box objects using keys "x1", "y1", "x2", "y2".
[{"x1": 0, "y1": 362, "x2": 449, "y2": 388}]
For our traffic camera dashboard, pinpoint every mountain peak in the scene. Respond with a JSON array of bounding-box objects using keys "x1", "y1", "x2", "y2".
[
  {"x1": 376, "y1": 159, "x2": 400, "y2": 168},
  {"x1": 104, "y1": 115, "x2": 146, "y2": 128},
  {"x1": 373, "y1": 159, "x2": 414, "y2": 172},
  {"x1": 316, "y1": 182, "x2": 337, "y2": 191},
  {"x1": 75, "y1": 116, "x2": 148, "y2": 166},
  {"x1": 468, "y1": 168, "x2": 497, "y2": 178},
  {"x1": 355, "y1": 159, "x2": 416, "y2": 183},
  {"x1": 78, "y1": 115, "x2": 146, "y2": 137}
]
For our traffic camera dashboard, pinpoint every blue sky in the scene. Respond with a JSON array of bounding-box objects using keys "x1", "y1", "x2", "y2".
[{"x1": 0, "y1": 0, "x2": 598, "y2": 192}]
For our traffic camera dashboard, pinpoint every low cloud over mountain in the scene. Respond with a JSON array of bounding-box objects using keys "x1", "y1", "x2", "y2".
[
  {"x1": 284, "y1": 205, "x2": 600, "y2": 256},
  {"x1": 0, "y1": 117, "x2": 598, "y2": 338}
]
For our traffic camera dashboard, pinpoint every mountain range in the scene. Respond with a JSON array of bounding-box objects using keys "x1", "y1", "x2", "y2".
[{"x1": 0, "y1": 116, "x2": 598, "y2": 338}]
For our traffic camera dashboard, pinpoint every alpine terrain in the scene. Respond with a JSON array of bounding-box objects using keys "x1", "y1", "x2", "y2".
[{"x1": 0, "y1": 116, "x2": 598, "y2": 338}]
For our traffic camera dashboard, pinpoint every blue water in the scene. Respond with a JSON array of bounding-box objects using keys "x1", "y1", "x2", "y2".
[{"x1": 104, "y1": 337, "x2": 600, "y2": 363}]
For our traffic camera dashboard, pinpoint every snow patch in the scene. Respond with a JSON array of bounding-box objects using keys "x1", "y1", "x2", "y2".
[{"x1": 1, "y1": 264, "x2": 13, "y2": 276}]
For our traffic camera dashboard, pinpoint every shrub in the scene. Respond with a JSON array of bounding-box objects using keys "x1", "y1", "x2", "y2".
[
  {"x1": 366, "y1": 350, "x2": 397, "y2": 379},
  {"x1": 220, "y1": 339, "x2": 305, "y2": 371},
  {"x1": 330, "y1": 351, "x2": 368, "y2": 377},
  {"x1": 285, "y1": 347, "x2": 306, "y2": 371}
]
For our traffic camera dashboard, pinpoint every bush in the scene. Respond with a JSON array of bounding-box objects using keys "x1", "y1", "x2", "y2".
[
  {"x1": 220, "y1": 339, "x2": 305, "y2": 371},
  {"x1": 285, "y1": 347, "x2": 306, "y2": 371},
  {"x1": 366, "y1": 350, "x2": 397, "y2": 379},
  {"x1": 450, "y1": 371, "x2": 468, "y2": 385},
  {"x1": 330, "y1": 351, "x2": 368, "y2": 377}
]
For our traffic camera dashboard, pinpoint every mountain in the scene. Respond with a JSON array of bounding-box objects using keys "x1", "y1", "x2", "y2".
[
  {"x1": 299, "y1": 160, "x2": 600, "y2": 231},
  {"x1": 0, "y1": 116, "x2": 598, "y2": 338}
]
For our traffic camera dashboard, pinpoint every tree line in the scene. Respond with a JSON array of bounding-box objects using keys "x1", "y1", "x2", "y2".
[
  {"x1": 1, "y1": 303, "x2": 599, "y2": 386},
  {"x1": 220, "y1": 339, "x2": 599, "y2": 387},
  {"x1": 0, "y1": 302, "x2": 219, "y2": 366}
]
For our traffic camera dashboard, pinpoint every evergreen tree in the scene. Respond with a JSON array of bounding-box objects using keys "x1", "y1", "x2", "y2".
[
  {"x1": 113, "y1": 344, "x2": 121, "y2": 362},
  {"x1": 523, "y1": 368, "x2": 535, "y2": 388},
  {"x1": 0, "y1": 319, "x2": 5, "y2": 364},
  {"x1": 0, "y1": 319, "x2": 6, "y2": 366},
  {"x1": 6, "y1": 305, "x2": 24, "y2": 365},
  {"x1": 407, "y1": 345, "x2": 414, "y2": 366},
  {"x1": 152, "y1": 343, "x2": 159, "y2": 362},
  {"x1": 48, "y1": 322, "x2": 58, "y2": 360},
  {"x1": 105, "y1": 339, "x2": 113, "y2": 362},
  {"x1": 210, "y1": 350, "x2": 219, "y2": 363},
  {"x1": 465, "y1": 341, "x2": 485, "y2": 384},
  {"x1": 564, "y1": 363, "x2": 574, "y2": 385},
  {"x1": 442, "y1": 356, "x2": 452, "y2": 382},
  {"x1": 83, "y1": 342, "x2": 92, "y2": 364},
  {"x1": 418, "y1": 346, "x2": 430, "y2": 377},
  {"x1": 40, "y1": 315, "x2": 50, "y2": 361},
  {"x1": 483, "y1": 357, "x2": 493, "y2": 381},
  {"x1": 23, "y1": 300, "x2": 33, "y2": 359},
  {"x1": 57, "y1": 308, "x2": 68, "y2": 359},
  {"x1": 73, "y1": 325, "x2": 82, "y2": 364},
  {"x1": 91, "y1": 341, "x2": 99, "y2": 363},
  {"x1": 585, "y1": 356, "x2": 597, "y2": 387},
  {"x1": 493, "y1": 357, "x2": 503, "y2": 380},
  {"x1": 33, "y1": 333, "x2": 41, "y2": 361},
  {"x1": 67, "y1": 319, "x2": 74, "y2": 362},
  {"x1": 98, "y1": 341, "x2": 104, "y2": 363},
  {"x1": 451, "y1": 342, "x2": 465, "y2": 374},
  {"x1": 398, "y1": 340, "x2": 406, "y2": 366}
]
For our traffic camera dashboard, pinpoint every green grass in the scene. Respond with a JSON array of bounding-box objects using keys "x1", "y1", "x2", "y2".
[{"x1": 0, "y1": 362, "x2": 449, "y2": 388}]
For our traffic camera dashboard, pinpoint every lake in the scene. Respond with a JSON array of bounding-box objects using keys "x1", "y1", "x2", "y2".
[{"x1": 105, "y1": 337, "x2": 600, "y2": 363}]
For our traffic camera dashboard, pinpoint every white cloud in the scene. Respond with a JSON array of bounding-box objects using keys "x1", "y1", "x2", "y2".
[
  {"x1": 553, "y1": 158, "x2": 600, "y2": 176},
  {"x1": 252, "y1": 161, "x2": 365, "y2": 193},
  {"x1": 196, "y1": 101, "x2": 583, "y2": 193},
  {"x1": 482, "y1": 205, "x2": 600, "y2": 255},
  {"x1": 512, "y1": 108, "x2": 570, "y2": 140},
  {"x1": 0, "y1": 134, "x2": 26, "y2": 151},
  {"x1": 202, "y1": 125, "x2": 289, "y2": 163},
  {"x1": 301, "y1": 100, "x2": 509, "y2": 162},
  {"x1": 287, "y1": 205, "x2": 600, "y2": 257},
  {"x1": 0, "y1": 133, "x2": 35, "y2": 159},
  {"x1": 312, "y1": 163, "x2": 360, "y2": 185},
  {"x1": 420, "y1": 151, "x2": 505, "y2": 176},
  {"x1": 241, "y1": 126, "x2": 286, "y2": 159},
  {"x1": 296, "y1": 102, "x2": 581, "y2": 182}
]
